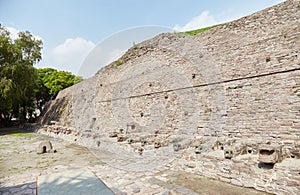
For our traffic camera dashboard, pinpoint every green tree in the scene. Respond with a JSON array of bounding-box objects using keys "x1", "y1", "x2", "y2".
[
  {"x1": 0, "y1": 24, "x2": 42, "y2": 122},
  {"x1": 37, "y1": 68, "x2": 83, "y2": 96},
  {"x1": 0, "y1": 24, "x2": 82, "y2": 124},
  {"x1": 35, "y1": 68, "x2": 83, "y2": 115},
  {"x1": 0, "y1": 26, "x2": 16, "y2": 113}
]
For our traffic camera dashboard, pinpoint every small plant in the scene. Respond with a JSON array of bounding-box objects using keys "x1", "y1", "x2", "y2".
[
  {"x1": 116, "y1": 60, "x2": 123, "y2": 66},
  {"x1": 175, "y1": 24, "x2": 223, "y2": 36},
  {"x1": 10, "y1": 132, "x2": 34, "y2": 137},
  {"x1": 132, "y1": 41, "x2": 139, "y2": 50}
]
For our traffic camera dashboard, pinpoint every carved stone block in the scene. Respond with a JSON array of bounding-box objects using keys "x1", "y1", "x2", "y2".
[
  {"x1": 258, "y1": 145, "x2": 281, "y2": 164},
  {"x1": 224, "y1": 147, "x2": 234, "y2": 159},
  {"x1": 37, "y1": 141, "x2": 55, "y2": 154}
]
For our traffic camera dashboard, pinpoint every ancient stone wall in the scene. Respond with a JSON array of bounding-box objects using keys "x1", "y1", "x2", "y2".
[{"x1": 38, "y1": 0, "x2": 300, "y2": 194}]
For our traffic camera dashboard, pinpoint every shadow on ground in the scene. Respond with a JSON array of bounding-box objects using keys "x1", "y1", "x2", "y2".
[
  {"x1": 37, "y1": 169, "x2": 114, "y2": 195},
  {"x1": 0, "y1": 127, "x2": 36, "y2": 136},
  {"x1": 0, "y1": 181, "x2": 36, "y2": 195}
]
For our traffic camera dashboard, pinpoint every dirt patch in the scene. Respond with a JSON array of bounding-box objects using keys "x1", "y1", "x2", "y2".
[{"x1": 167, "y1": 171, "x2": 268, "y2": 195}]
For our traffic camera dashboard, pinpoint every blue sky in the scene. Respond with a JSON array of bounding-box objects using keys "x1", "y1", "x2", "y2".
[{"x1": 0, "y1": 0, "x2": 283, "y2": 77}]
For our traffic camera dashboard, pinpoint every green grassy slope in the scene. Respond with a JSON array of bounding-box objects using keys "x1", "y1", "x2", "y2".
[{"x1": 175, "y1": 24, "x2": 222, "y2": 36}]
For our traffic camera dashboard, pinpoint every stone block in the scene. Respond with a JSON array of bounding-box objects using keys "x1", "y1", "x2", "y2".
[
  {"x1": 219, "y1": 177, "x2": 231, "y2": 183},
  {"x1": 258, "y1": 145, "x2": 281, "y2": 164},
  {"x1": 224, "y1": 147, "x2": 234, "y2": 159},
  {"x1": 230, "y1": 179, "x2": 243, "y2": 187},
  {"x1": 37, "y1": 141, "x2": 54, "y2": 154}
]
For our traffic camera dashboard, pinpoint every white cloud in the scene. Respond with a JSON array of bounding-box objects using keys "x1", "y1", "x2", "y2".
[
  {"x1": 173, "y1": 11, "x2": 217, "y2": 32},
  {"x1": 6, "y1": 27, "x2": 19, "y2": 40},
  {"x1": 173, "y1": 10, "x2": 244, "y2": 32},
  {"x1": 52, "y1": 37, "x2": 96, "y2": 73},
  {"x1": 276, "y1": 0, "x2": 285, "y2": 3},
  {"x1": 6, "y1": 26, "x2": 43, "y2": 41}
]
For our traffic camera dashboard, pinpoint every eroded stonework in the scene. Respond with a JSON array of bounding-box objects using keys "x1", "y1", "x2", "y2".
[{"x1": 38, "y1": 0, "x2": 300, "y2": 194}]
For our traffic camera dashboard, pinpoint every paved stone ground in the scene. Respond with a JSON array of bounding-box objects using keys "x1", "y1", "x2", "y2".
[
  {"x1": 0, "y1": 182, "x2": 36, "y2": 195},
  {"x1": 0, "y1": 128, "x2": 267, "y2": 195},
  {"x1": 0, "y1": 166, "x2": 196, "y2": 195},
  {"x1": 0, "y1": 168, "x2": 199, "y2": 195},
  {"x1": 0, "y1": 165, "x2": 266, "y2": 195},
  {"x1": 0, "y1": 165, "x2": 198, "y2": 195},
  {"x1": 37, "y1": 168, "x2": 113, "y2": 195}
]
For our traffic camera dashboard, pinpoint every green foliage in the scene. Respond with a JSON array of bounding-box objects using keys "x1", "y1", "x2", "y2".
[
  {"x1": 37, "y1": 68, "x2": 83, "y2": 95},
  {"x1": 14, "y1": 31, "x2": 42, "y2": 65},
  {"x1": 116, "y1": 60, "x2": 123, "y2": 66},
  {"x1": 0, "y1": 24, "x2": 82, "y2": 123},
  {"x1": 10, "y1": 132, "x2": 33, "y2": 137},
  {"x1": 0, "y1": 24, "x2": 42, "y2": 120},
  {"x1": 0, "y1": 77, "x2": 13, "y2": 98},
  {"x1": 74, "y1": 76, "x2": 83, "y2": 84},
  {"x1": 174, "y1": 24, "x2": 222, "y2": 36}
]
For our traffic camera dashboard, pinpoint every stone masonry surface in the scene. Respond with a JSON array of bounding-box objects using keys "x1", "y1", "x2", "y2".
[{"x1": 38, "y1": 0, "x2": 300, "y2": 194}]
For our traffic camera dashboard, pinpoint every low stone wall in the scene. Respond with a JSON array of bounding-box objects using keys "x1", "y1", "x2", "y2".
[
  {"x1": 176, "y1": 140, "x2": 300, "y2": 194},
  {"x1": 37, "y1": 124, "x2": 101, "y2": 149},
  {"x1": 38, "y1": 123, "x2": 300, "y2": 194}
]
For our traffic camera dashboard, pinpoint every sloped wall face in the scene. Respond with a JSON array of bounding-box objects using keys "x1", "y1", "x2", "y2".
[{"x1": 38, "y1": 0, "x2": 300, "y2": 193}]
